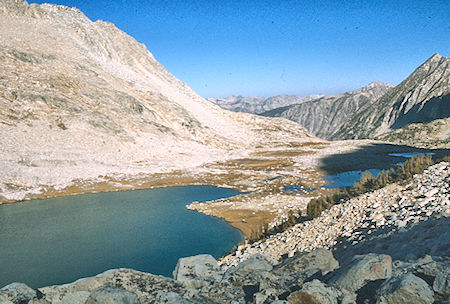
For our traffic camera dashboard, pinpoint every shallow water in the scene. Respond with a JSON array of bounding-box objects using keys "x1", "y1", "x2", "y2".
[
  {"x1": 323, "y1": 168, "x2": 382, "y2": 188},
  {"x1": 0, "y1": 186, "x2": 243, "y2": 288},
  {"x1": 284, "y1": 168, "x2": 383, "y2": 192},
  {"x1": 389, "y1": 152, "x2": 435, "y2": 158},
  {"x1": 285, "y1": 151, "x2": 438, "y2": 191}
]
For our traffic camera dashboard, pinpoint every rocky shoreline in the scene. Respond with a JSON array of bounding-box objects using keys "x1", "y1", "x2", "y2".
[
  {"x1": 1, "y1": 162, "x2": 448, "y2": 303},
  {"x1": 222, "y1": 162, "x2": 449, "y2": 266}
]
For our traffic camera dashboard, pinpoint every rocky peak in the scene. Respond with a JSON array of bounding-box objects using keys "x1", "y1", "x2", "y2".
[
  {"x1": 350, "y1": 81, "x2": 394, "y2": 94},
  {"x1": 427, "y1": 52, "x2": 442, "y2": 63},
  {"x1": 209, "y1": 93, "x2": 325, "y2": 114},
  {"x1": 0, "y1": 0, "x2": 86, "y2": 21},
  {"x1": 332, "y1": 53, "x2": 449, "y2": 139},
  {"x1": 262, "y1": 82, "x2": 393, "y2": 139}
]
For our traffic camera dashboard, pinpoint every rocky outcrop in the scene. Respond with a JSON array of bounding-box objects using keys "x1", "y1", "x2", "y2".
[
  {"x1": 172, "y1": 254, "x2": 222, "y2": 289},
  {"x1": 3, "y1": 248, "x2": 448, "y2": 303},
  {"x1": 329, "y1": 254, "x2": 392, "y2": 292},
  {"x1": 0, "y1": 283, "x2": 37, "y2": 304},
  {"x1": 208, "y1": 94, "x2": 325, "y2": 114},
  {"x1": 222, "y1": 162, "x2": 450, "y2": 266},
  {"x1": 273, "y1": 248, "x2": 339, "y2": 278},
  {"x1": 287, "y1": 280, "x2": 343, "y2": 304},
  {"x1": 375, "y1": 273, "x2": 434, "y2": 304},
  {"x1": 262, "y1": 82, "x2": 393, "y2": 139},
  {"x1": 374, "y1": 117, "x2": 450, "y2": 148},
  {"x1": 85, "y1": 286, "x2": 138, "y2": 304},
  {"x1": 333, "y1": 53, "x2": 450, "y2": 140}
]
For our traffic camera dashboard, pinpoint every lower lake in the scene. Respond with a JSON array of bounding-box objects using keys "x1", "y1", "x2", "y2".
[{"x1": 0, "y1": 186, "x2": 243, "y2": 288}]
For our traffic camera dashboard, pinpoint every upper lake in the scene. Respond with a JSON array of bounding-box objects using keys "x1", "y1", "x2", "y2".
[{"x1": 0, "y1": 186, "x2": 243, "y2": 288}]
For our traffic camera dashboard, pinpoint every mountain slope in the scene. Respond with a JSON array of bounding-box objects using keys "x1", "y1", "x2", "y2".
[
  {"x1": 262, "y1": 82, "x2": 393, "y2": 139},
  {"x1": 374, "y1": 117, "x2": 450, "y2": 148},
  {"x1": 208, "y1": 93, "x2": 325, "y2": 114},
  {"x1": 207, "y1": 95, "x2": 265, "y2": 113},
  {"x1": 0, "y1": 0, "x2": 315, "y2": 202},
  {"x1": 332, "y1": 53, "x2": 450, "y2": 140}
]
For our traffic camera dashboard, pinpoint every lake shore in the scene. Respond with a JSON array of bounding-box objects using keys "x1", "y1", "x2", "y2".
[{"x1": 1, "y1": 140, "x2": 448, "y2": 238}]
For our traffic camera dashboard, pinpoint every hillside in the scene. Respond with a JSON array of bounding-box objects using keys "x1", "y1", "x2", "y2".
[
  {"x1": 262, "y1": 82, "x2": 393, "y2": 139},
  {"x1": 0, "y1": 0, "x2": 317, "y2": 202},
  {"x1": 375, "y1": 117, "x2": 450, "y2": 148},
  {"x1": 333, "y1": 53, "x2": 450, "y2": 140},
  {"x1": 208, "y1": 93, "x2": 325, "y2": 114}
]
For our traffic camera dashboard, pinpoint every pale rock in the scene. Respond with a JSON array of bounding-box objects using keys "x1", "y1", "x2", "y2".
[
  {"x1": 0, "y1": 295, "x2": 13, "y2": 304},
  {"x1": 0, "y1": 283, "x2": 36, "y2": 304},
  {"x1": 173, "y1": 254, "x2": 222, "y2": 288},
  {"x1": 329, "y1": 254, "x2": 392, "y2": 292},
  {"x1": 226, "y1": 254, "x2": 273, "y2": 277},
  {"x1": 375, "y1": 273, "x2": 434, "y2": 304},
  {"x1": 433, "y1": 271, "x2": 450, "y2": 298},
  {"x1": 300, "y1": 280, "x2": 341, "y2": 304},
  {"x1": 85, "y1": 286, "x2": 138, "y2": 304},
  {"x1": 274, "y1": 248, "x2": 339, "y2": 278},
  {"x1": 28, "y1": 299, "x2": 50, "y2": 304},
  {"x1": 263, "y1": 82, "x2": 393, "y2": 139},
  {"x1": 60, "y1": 291, "x2": 90, "y2": 304}
]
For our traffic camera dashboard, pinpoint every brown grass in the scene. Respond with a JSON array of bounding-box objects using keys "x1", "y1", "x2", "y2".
[
  {"x1": 2, "y1": 143, "x2": 330, "y2": 238},
  {"x1": 251, "y1": 150, "x2": 313, "y2": 157},
  {"x1": 199, "y1": 207, "x2": 275, "y2": 238}
]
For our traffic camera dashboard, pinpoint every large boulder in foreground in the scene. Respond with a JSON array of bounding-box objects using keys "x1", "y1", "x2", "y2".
[
  {"x1": 329, "y1": 253, "x2": 392, "y2": 292},
  {"x1": 433, "y1": 270, "x2": 450, "y2": 299},
  {"x1": 85, "y1": 286, "x2": 138, "y2": 304},
  {"x1": 0, "y1": 295, "x2": 13, "y2": 304},
  {"x1": 375, "y1": 273, "x2": 434, "y2": 304},
  {"x1": 287, "y1": 280, "x2": 343, "y2": 304},
  {"x1": 226, "y1": 254, "x2": 273, "y2": 278},
  {"x1": 0, "y1": 282, "x2": 37, "y2": 304},
  {"x1": 274, "y1": 248, "x2": 339, "y2": 278},
  {"x1": 173, "y1": 254, "x2": 222, "y2": 288}
]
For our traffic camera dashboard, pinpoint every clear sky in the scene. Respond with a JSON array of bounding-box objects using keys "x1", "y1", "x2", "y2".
[{"x1": 29, "y1": 0, "x2": 449, "y2": 98}]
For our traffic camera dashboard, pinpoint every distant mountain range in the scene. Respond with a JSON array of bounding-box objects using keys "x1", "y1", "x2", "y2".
[
  {"x1": 210, "y1": 54, "x2": 449, "y2": 147},
  {"x1": 208, "y1": 94, "x2": 325, "y2": 114},
  {"x1": 332, "y1": 53, "x2": 450, "y2": 141},
  {"x1": 261, "y1": 82, "x2": 393, "y2": 139}
]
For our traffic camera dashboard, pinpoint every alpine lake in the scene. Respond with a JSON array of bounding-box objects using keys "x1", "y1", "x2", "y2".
[{"x1": 0, "y1": 186, "x2": 243, "y2": 288}]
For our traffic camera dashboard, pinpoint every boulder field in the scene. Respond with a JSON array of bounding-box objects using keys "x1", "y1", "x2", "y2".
[{"x1": 0, "y1": 247, "x2": 448, "y2": 303}]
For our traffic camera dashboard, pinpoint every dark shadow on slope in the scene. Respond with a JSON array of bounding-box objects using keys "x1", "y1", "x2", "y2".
[
  {"x1": 391, "y1": 93, "x2": 450, "y2": 130},
  {"x1": 318, "y1": 143, "x2": 449, "y2": 175},
  {"x1": 260, "y1": 104, "x2": 292, "y2": 117},
  {"x1": 327, "y1": 215, "x2": 450, "y2": 304},
  {"x1": 332, "y1": 216, "x2": 450, "y2": 267}
]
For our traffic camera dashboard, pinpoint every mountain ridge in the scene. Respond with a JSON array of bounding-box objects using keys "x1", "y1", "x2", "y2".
[
  {"x1": 0, "y1": 0, "x2": 317, "y2": 202},
  {"x1": 208, "y1": 93, "x2": 325, "y2": 114},
  {"x1": 261, "y1": 82, "x2": 394, "y2": 139},
  {"x1": 332, "y1": 53, "x2": 450, "y2": 140}
]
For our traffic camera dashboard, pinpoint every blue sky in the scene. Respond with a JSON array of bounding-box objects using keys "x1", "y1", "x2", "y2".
[{"x1": 30, "y1": 0, "x2": 449, "y2": 98}]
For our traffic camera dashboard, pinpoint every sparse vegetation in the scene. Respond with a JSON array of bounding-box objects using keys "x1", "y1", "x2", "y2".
[
  {"x1": 306, "y1": 154, "x2": 434, "y2": 218},
  {"x1": 244, "y1": 154, "x2": 438, "y2": 243},
  {"x1": 247, "y1": 211, "x2": 301, "y2": 243}
]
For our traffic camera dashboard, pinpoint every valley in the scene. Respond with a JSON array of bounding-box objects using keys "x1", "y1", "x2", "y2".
[{"x1": 0, "y1": 1, "x2": 449, "y2": 303}]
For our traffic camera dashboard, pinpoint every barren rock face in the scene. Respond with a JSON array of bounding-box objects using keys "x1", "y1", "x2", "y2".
[
  {"x1": 0, "y1": 0, "x2": 314, "y2": 202},
  {"x1": 209, "y1": 93, "x2": 326, "y2": 114},
  {"x1": 333, "y1": 53, "x2": 450, "y2": 140},
  {"x1": 329, "y1": 253, "x2": 392, "y2": 292},
  {"x1": 263, "y1": 82, "x2": 393, "y2": 139}
]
